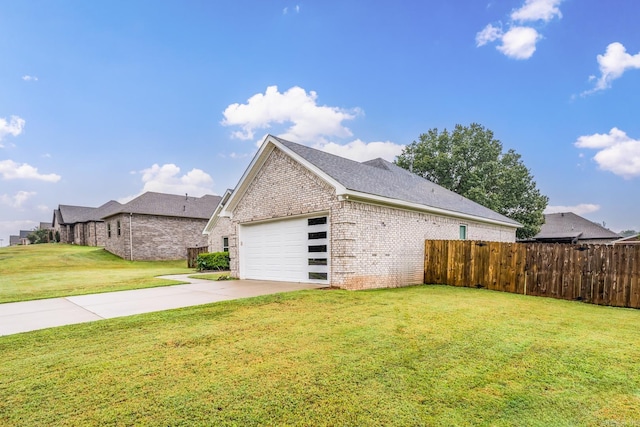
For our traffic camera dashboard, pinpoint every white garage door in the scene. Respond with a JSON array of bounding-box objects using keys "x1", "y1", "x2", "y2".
[{"x1": 239, "y1": 215, "x2": 329, "y2": 284}]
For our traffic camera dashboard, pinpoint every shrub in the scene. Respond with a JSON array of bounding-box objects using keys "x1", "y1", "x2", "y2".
[{"x1": 196, "y1": 252, "x2": 230, "y2": 271}]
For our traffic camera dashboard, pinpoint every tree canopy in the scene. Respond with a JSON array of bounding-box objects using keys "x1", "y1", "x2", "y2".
[{"x1": 395, "y1": 123, "x2": 548, "y2": 239}]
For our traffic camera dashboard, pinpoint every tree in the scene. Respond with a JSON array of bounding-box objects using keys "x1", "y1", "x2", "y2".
[
  {"x1": 395, "y1": 123, "x2": 548, "y2": 239},
  {"x1": 27, "y1": 227, "x2": 51, "y2": 244},
  {"x1": 619, "y1": 230, "x2": 638, "y2": 237}
]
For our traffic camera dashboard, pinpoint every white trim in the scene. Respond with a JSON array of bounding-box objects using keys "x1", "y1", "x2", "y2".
[
  {"x1": 203, "y1": 189, "x2": 233, "y2": 235},
  {"x1": 337, "y1": 191, "x2": 520, "y2": 229}
]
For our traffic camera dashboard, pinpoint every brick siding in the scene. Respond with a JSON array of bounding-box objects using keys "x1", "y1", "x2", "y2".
[{"x1": 104, "y1": 213, "x2": 208, "y2": 261}]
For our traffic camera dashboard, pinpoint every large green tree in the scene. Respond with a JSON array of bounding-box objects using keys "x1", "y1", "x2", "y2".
[{"x1": 395, "y1": 123, "x2": 548, "y2": 239}]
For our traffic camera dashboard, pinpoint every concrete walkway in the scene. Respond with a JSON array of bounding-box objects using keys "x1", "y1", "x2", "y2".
[{"x1": 0, "y1": 275, "x2": 325, "y2": 336}]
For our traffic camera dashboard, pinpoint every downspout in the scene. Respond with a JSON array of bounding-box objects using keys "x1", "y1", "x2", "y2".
[{"x1": 129, "y1": 213, "x2": 134, "y2": 261}]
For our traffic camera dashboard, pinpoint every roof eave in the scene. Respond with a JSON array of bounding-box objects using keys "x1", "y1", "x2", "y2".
[
  {"x1": 203, "y1": 189, "x2": 233, "y2": 234},
  {"x1": 338, "y1": 189, "x2": 522, "y2": 229}
]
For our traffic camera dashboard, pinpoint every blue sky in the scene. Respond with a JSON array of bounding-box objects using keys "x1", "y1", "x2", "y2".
[{"x1": 1, "y1": 0, "x2": 639, "y2": 245}]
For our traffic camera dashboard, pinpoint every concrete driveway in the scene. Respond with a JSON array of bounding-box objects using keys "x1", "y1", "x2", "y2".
[{"x1": 0, "y1": 275, "x2": 326, "y2": 336}]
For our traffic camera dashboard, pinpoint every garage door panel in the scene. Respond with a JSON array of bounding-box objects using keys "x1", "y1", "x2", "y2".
[{"x1": 240, "y1": 216, "x2": 329, "y2": 283}]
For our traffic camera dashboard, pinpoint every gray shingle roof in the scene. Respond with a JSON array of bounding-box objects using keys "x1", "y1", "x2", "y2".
[
  {"x1": 56, "y1": 200, "x2": 123, "y2": 224},
  {"x1": 104, "y1": 192, "x2": 221, "y2": 220},
  {"x1": 534, "y1": 212, "x2": 621, "y2": 241},
  {"x1": 273, "y1": 136, "x2": 520, "y2": 226}
]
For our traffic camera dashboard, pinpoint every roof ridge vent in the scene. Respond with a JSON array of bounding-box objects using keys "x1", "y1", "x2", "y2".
[{"x1": 361, "y1": 158, "x2": 391, "y2": 170}]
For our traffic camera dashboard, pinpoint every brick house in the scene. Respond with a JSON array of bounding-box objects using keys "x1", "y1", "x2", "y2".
[
  {"x1": 103, "y1": 192, "x2": 220, "y2": 261},
  {"x1": 204, "y1": 135, "x2": 521, "y2": 290},
  {"x1": 52, "y1": 201, "x2": 122, "y2": 246}
]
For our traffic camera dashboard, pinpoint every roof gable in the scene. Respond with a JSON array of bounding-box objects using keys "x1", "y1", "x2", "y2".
[{"x1": 221, "y1": 135, "x2": 520, "y2": 228}]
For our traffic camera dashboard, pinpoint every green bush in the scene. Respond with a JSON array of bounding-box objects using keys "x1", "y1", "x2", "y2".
[{"x1": 196, "y1": 252, "x2": 229, "y2": 271}]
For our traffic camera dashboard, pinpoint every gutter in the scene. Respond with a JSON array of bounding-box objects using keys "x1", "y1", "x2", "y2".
[{"x1": 129, "y1": 213, "x2": 133, "y2": 261}]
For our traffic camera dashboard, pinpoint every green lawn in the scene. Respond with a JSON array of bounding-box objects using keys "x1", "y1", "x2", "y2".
[
  {"x1": 1, "y1": 285, "x2": 639, "y2": 426},
  {"x1": 0, "y1": 244, "x2": 193, "y2": 303}
]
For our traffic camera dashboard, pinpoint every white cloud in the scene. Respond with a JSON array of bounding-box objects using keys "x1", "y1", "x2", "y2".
[
  {"x1": 476, "y1": 24, "x2": 503, "y2": 47},
  {"x1": 477, "y1": 0, "x2": 561, "y2": 59},
  {"x1": 22, "y1": 75, "x2": 38, "y2": 82},
  {"x1": 511, "y1": 0, "x2": 563, "y2": 23},
  {"x1": 138, "y1": 163, "x2": 215, "y2": 197},
  {"x1": 545, "y1": 204, "x2": 600, "y2": 215},
  {"x1": 0, "y1": 160, "x2": 61, "y2": 182},
  {"x1": 221, "y1": 86, "x2": 360, "y2": 144},
  {"x1": 0, "y1": 191, "x2": 37, "y2": 208},
  {"x1": 317, "y1": 139, "x2": 405, "y2": 162},
  {"x1": 582, "y1": 42, "x2": 640, "y2": 95},
  {"x1": 574, "y1": 128, "x2": 640, "y2": 179},
  {"x1": 0, "y1": 116, "x2": 26, "y2": 146},
  {"x1": 497, "y1": 27, "x2": 541, "y2": 60}
]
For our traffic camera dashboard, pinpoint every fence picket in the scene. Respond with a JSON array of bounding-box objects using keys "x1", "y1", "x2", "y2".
[{"x1": 423, "y1": 240, "x2": 640, "y2": 309}]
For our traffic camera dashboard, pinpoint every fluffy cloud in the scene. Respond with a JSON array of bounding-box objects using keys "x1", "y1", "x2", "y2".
[
  {"x1": 0, "y1": 116, "x2": 26, "y2": 147},
  {"x1": 0, "y1": 191, "x2": 37, "y2": 208},
  {"x1": 221, "y1": 85, "x2": 405, "y2": 163},
  {"x1": 221, "y1": 86, "x2": 360, "y2": 144},
  {"x1": 511, "y1": 0, "x2": 563, "y2": 22},
  {"x1": 138, "y1": 163, "x2": 215, "y2": 197},
  {"x1": 544, "y1": 204, "x2": 600, "y2": 215},
  {"x1": 574, "y1": 128, "x2": 640, "y2": 179},
  {"x1": 476, "y1": 0, "x2": 561, "y2": 59},
  {"x1": 22, "y1": 75, "x2": 38, "y2": 82},
  {"x1": 317, "y1": 139, "x2": 405, "y2": 162},
  {"x1": 582, "y1": 42, "x2": 640, "y2": 95},
  {"x1": 0, "y1": 160, "x2": 61, "y2": 182},
  {"x1": 497, "y1": 27, "x2": 541, "y2": 60},
  {"x1": 476, "y1": 24, "x2": 502, "y2": 47}
]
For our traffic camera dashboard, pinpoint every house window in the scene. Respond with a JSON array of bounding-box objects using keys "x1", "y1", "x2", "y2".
[
  {"x1": 117, "y1": 221, "x2": 121, "y2": 236},
  {"x1": 308, "y1": 231, "x2": 327, "y2": 240},
  {"x1": 459, "y1": 224, "x2": 467, "y2": 240},
  {"x1": 308, "y1": 217, "x2": 327, "y2": 226},
  {"x1": 107, "y1": 223, "x2": 111, "y2": 238},
  {"x1": 222, "y1": 236, "x2": 229, "y2": 252},
  {"x1": 309, "y1": 245, "x2": 327, "y2": 253},
  {"x1": 309, "y1": 272, "x2": 328, "y2": 280},
  {"x1": 308, "y1": 258, "x2": 328, "y2": 266}
]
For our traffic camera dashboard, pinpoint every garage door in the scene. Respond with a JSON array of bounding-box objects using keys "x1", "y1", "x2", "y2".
[{"x1": 239, "y1": 215, "x2": 329, "y2": 284}]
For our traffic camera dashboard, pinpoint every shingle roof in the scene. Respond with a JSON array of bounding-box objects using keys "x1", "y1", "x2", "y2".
[
  {"x1": 534, "y1": 212, "x2": 621, "y2": 241},
  {"x1": 58, "y1": 205, "x2": 97, "y2": 224},
  {"x1": 104, "y1": 192, "x2": 221, "y2": 220},
  {"x1": 57, "y1": 200, "x2": 123, "y2": 224},
  {"x1": 273, "y1": 136, "x2": 520, "y2": 227}
]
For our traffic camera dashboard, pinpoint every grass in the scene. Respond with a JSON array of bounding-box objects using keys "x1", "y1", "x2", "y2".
[
  {"x1": 0, "y1": 244, "x2": 193, "y2": 303},
  {"x1": 1, "y1": 285, "x2": 640, "y2": 426}
]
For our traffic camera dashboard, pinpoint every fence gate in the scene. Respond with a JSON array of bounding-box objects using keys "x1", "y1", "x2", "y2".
[{"x1": 187, "y1": 246, "x2": 208, "y2": 268}]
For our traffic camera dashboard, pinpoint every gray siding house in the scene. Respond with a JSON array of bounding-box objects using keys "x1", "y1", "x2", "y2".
[
  {"x1": 104, "y1": 192, "x2": 220, "y2": 261},
  {"x1": 204, "y1": 135, "x2": 521, "y2": 290}
]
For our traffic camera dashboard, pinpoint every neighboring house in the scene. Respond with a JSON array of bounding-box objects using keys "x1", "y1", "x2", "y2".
[
  {"x1": 529, "y1": 212, "x2": 621, "y2": 244},
  {"x1": 52, "y1": 201, "x2": 122, "y2": 246},
  {"x1": 612, "y1": 234, "x2": 640, "y2": 245},
  {"x1": 19, "y1": 230, "x2": 32, "y2": 245},
  {"x1": 9, "y1": 235, "x2": 21, "y2": 246},
  {"x1": 103, "y1": 192, "x2": 221, "y2": 261},
  {"x1": 204, "y1": 135, "x2": 521, "y2": 290}
]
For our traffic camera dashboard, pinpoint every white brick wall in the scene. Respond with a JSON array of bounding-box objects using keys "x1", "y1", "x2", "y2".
[{"x1": 217, "y1": 147, "x2": 516, "y2": 290}]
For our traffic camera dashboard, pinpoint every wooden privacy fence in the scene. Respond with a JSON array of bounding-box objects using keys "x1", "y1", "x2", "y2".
[
  {"x1": 187, "y1": 246, "x2": 208, "y2": 268},
  {"x1": 424, "y1": 240, "x2": 640, "y2": 309}
]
